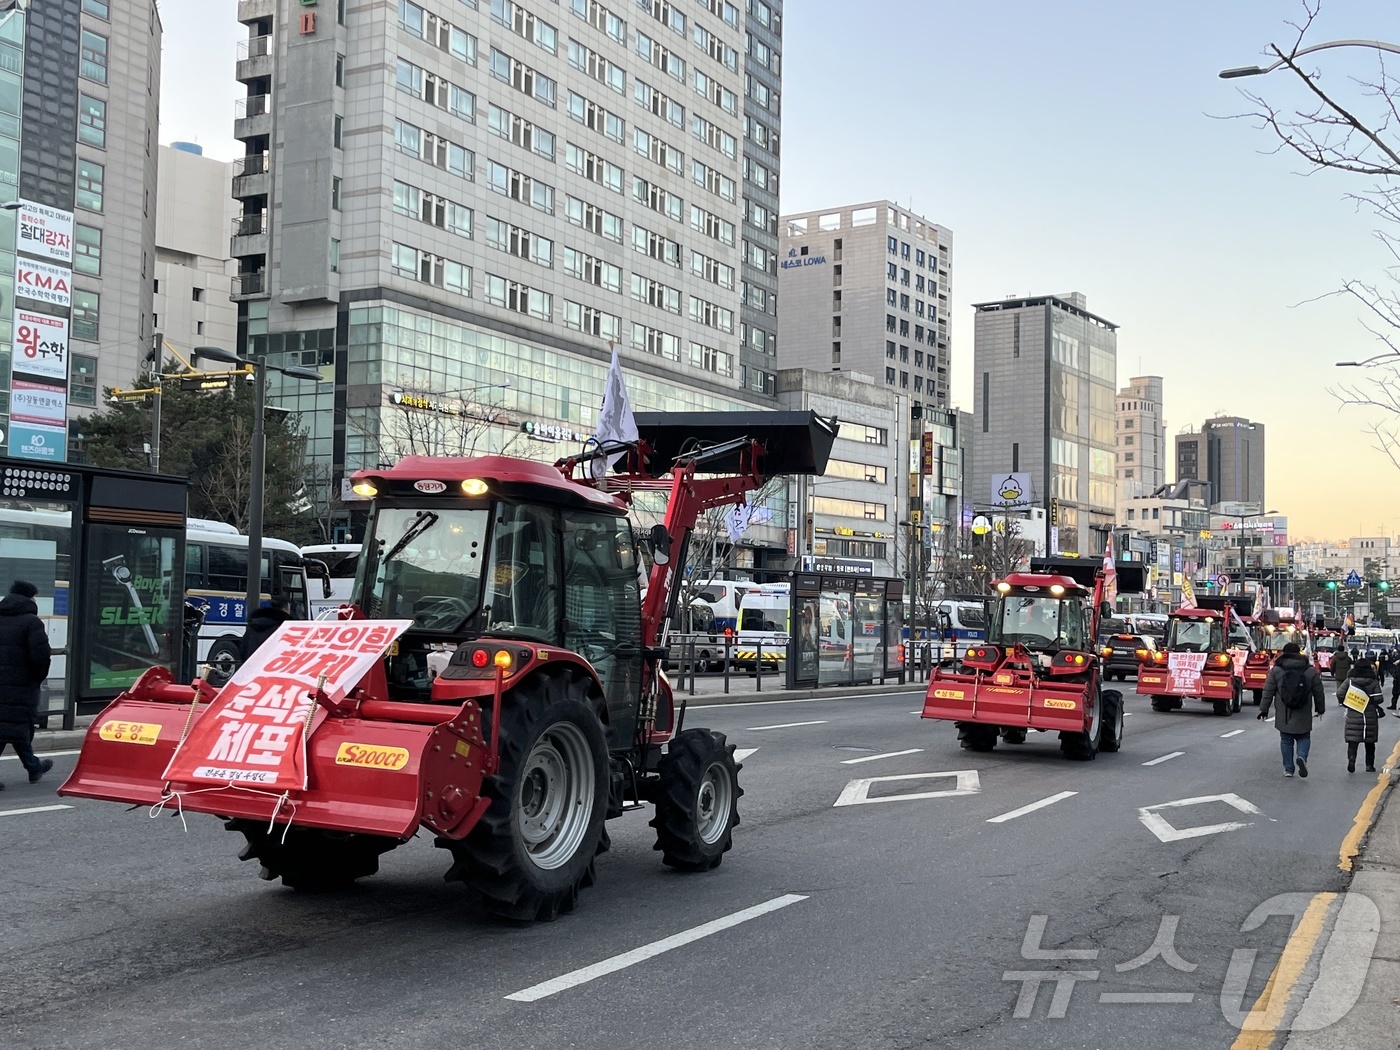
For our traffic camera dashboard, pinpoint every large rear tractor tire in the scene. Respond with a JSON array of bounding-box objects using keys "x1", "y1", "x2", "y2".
[
  {"x1": 1060, "y1": 693, "x2": 1102, "y2": 761},
  {"x1": 649, "y1": 728, "x2": 743, "y2": 871},
  {"x1": 1150, "y1": 696, "x2": 1174, "y2": 713},
  {"x1": 1099, "y1": 690, "x2": 1124, "y2": 753},
  {"x1": 1213, "y1": 701, "x2": 1230, "y2": 717},
  {"x1": 1001, "y1": 727, "x2": 1028, "y2": 745},
  {"x1": 957, "y1": 723, "x2": 998, "y2": 752},
  {"x1": 227, "y1": 820, "x2": 400, "y2": 891},
  {"x1": 440, "y1": 671, "x2": 608, "y2": 921}
]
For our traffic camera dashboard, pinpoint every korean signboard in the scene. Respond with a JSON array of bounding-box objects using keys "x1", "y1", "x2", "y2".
[
  {"x1": 163, "y1": 620, "x2": 411, "y2": 790},
  {"x1": 15, "y1": 258, "x2": 72, "y2": 308},
  {"x1": 16, "y1": 199, "x2": 74, "y2": 264},
  {"x1": 7, "y1": 422, "x2": 66, "y2": 460},
  {"x1": 9, "y1": 379, "x2": 67, "y2": 425},
  {"x1": 12, "y1": 309, "x2": 68, "y2": 382},
  {"x1": 989, "y1": 472, "x2": 1034, "y2": 511}
]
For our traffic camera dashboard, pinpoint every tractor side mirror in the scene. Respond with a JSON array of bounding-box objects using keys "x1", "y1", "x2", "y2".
[
  {"x1": 1261, "y1": 609, "x2": 1281, "y2": 626},
  {"x1": 1100, "y1": 601, "x2": 1112, "y2": 621},
  {"x1": 650, "y1": 524, "x2": 672, "y2": 566}
]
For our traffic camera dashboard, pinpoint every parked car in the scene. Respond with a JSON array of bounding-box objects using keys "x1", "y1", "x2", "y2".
[{"x1": 1100, "y1": 632, "x2": 1156, "y2": 681}]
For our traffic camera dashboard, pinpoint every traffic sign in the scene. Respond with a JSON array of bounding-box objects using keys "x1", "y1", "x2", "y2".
[
  {"x1": 1216, "y1": 574, "x2": 1231, "y2": 588},
  {"x1": 1346, "y1": 570, "x2": 1363, "y2": 588}
]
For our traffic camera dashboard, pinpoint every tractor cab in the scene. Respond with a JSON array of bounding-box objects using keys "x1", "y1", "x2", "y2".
[
  {"x1": 1313, "y1": 629, "x2": 1344, "y2": 672},
  {"x1": 978, "y1": 574, "x2": 1093, "y2": 673},
  {"x1": 1137, "y1": 601, "x2": 1247, "y2": 714}
]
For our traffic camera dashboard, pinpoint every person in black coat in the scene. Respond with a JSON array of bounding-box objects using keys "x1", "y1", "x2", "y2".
[
  {"x1": 1390, "y1": 646, "x2": 1400, "y2": 710},
  {"x1": 237, "y1": 598, "x2": 293, "y2": 664},
  {"x1": 0, "y1": 580, "x2": 53, "y2": 789},
  {"x1": 1340, "y1": 658, "x2": 1385, "y2": 773}
]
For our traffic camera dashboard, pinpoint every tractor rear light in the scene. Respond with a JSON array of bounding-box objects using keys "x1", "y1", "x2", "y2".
[
  {"x1": 493, "y1": 649, "x2": 513, "y2": 670},
  {"x1": 471, "y1": 649, "x2": 489, "y2": 668},
  {"x1": 1209, "y1": 652, "x2": 1232, "y2": 668},
  {"x1": 1050, "y1": 650, "x2": 1091, "y2": 674},
  {"x1": 351, "y1": 479, "x2": 378, "y2": 498},
  {"x1": 1153, "y1": 652, "x2": 1168, "y2": 665},
  {"x1": 963, "y1": 645, "x2": 1001, "y2": 670},
  {"x1": 461, "y1": 478, "x2": 489, "y2": 496}
]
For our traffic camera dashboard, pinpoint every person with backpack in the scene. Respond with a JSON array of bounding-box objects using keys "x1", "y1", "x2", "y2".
[
  {"x1": 1339, "y1": 656, "x2": 1386, "y2": 773},
  {"x1": 1259, "y1": 641, "x2": 1327, "y2": 778}
]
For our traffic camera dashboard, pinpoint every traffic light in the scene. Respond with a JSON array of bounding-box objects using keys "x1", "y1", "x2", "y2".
[
  {"x1": 1381, "y1": 581, "x2": 1392, "y2": 592},
  {"x1": 1325, "y1": 581, "x2": 1338, "y2": 591}
]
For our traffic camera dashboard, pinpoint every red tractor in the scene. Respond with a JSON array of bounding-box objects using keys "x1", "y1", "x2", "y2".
[
  {"x1": 921, "y1": 557, "x2": 1145, "y2": 760},
  {"x1": 1311, "y1": 627, "x2": 1345, "y2": 677},
  {"x1": 1240, "y1": 610, "x2": 1306, "y2": 704},
  {"x1": 60, "y1": 411, "x2": 835, "y2": 920},
  {"x1": 1137, "y1": 595, "x2": 1253, "y2": 715}
]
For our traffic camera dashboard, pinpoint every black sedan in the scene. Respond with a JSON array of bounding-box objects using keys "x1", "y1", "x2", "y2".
[{"x1": 1099, "y1": 633, "x2": 1156, "y2": 681}]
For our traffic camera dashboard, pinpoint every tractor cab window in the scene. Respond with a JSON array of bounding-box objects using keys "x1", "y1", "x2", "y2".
[
  {"x1": 1168, "y1": 618, "x2": 1223, "y2": 653},
  {"x1": 562, "y1": 509, "x2": 643, "y2": 746},
  {"x1": 1261, "y1": 627, "x2": 1298, "y2": 652},
  {"x1": 992, "y1": 595, "x2": 1081, "y2": 651},
  {"x1": 360, "y1": 505, "x2": 490, "y2": 631},
  {"x1": 1314, "y1": 635, "x2": 1339, "y2": 652},
  {"x1": 483, "y1": 502, "x2": 561, "y2": 643}
]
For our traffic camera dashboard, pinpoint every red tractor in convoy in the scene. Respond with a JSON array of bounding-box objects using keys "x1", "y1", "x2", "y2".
[
  {"x1": 921, "y1": 557, "x2": 1145, "y2": 760},
  {"x1": 1240, "y1": 609, "x2": 1306, "y2": 704},
  {"x1": 1137, "y1": 595, "x2": 1253, "y2": 715},
  {"x1": 1312, "y1": 627, "x2": 1345, "y2": 677},
  {"x1": 60, "y1": 412, "x2": 835, "y2": 920}
]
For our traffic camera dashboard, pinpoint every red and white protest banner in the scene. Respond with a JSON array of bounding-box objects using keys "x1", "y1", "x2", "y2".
[
  {"x1": 1167, "y1": 652, "x2": 1207, "y2": 693},
  {"x1": 162, "y1": 619, "x2": 412, "y2": 791}
]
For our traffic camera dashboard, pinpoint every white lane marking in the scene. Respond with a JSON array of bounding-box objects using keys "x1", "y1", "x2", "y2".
[
  {"x1": 834, "y1": 770, "x2": 980, "y2": 807},
  {"x1": 504, "y1": 894, "x2": 808, "y2": 1002},
  {"x1": 732, "y1": 748, "x2": 759, "y2": 763},
  {"x1": 1143, "y1": 751, "x2": 1185, "y2": 766},
  {"x1": 841, "y1": 748, "x2": 924, "y2": 765},
  {"x1": 0, "y1": 748, "x2": 80, "y2": 763},
  {"x1": 1138, "y1": 793, "x2": 1262, "y2": 843},
  {"x1": 1221, "y1": 729, "x2": 1245, "y2": 738},
  {"x1": 0, "y1": 804, "x2": 73, "y2": 818},
  {"x1": 1123, "y1": 712, "x2": 1134, "y2": 716},
  {"x1": 747, "y1": 720, "x2": 827, "y2": 731},
  {"x1": 987, "y1": 791, "x2": 1078, "y2": 824},
  {"x1": 688, "y1": 692, "x2": 920, "y2": 712}
]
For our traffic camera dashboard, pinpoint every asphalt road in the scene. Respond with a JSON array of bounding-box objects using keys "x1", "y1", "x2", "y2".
[{"x1": 2, "y1": 683, "x2": 1390, "y2": 1050}]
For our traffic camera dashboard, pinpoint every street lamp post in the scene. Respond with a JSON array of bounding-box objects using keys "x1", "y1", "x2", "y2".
[
  {"x1": 1214, "y1": 506, "x2": 1279, "y2": 600},
  {"x1": 1219, "y1": 39, "x2": 1400, "y2": 79},
  {"x1": 196, "y1": 345, "x2": 324, "y2": 622}
]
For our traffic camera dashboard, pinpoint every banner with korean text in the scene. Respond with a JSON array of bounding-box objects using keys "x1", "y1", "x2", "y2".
[
  {"x1": 9, "y1": 199, "x2": 75, "y2": 462},
  {"x1": 163, "y1": 620, "x2": 412, "y2": 791}
]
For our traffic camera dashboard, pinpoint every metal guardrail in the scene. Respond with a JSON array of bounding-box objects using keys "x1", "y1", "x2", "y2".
[{"x1": 664, "y1": 632, "x2": 909, "y2": 695}]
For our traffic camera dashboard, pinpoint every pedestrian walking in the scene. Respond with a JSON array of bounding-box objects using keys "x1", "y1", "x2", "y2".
[
  {"x1": 1331, "y1": 646, "x2": 1353, "y2": 699},
  {"x1": 1339, "y1": 657, "x2": 1386, "y2": 773},
  {"x1": 1377, "y1": 649, "x2": 1391, "y2": 688},
  {"x1": 1259, "y1": 641, "x2": 1327, "y2": 778},
  {"x1": 0, "y1": 580, "x2": 53, "y2": 790},
  {"x1": 1390, "y1": 646, "x2": 1400, "y2": 710},
  {"x1": 238, "y1": 597, "x2": 294, "y2": 664}
]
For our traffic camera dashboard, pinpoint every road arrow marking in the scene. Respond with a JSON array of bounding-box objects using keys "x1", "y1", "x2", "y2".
[
  {"x1": 841, "y1": 748, "x2": 924, "y2": 765},
  {"x1": 987, "y1": 790, "x2": 1078, "y2": 824},
  {"x1": 732, "y1": 748, "x2": 759, "y2": 763},
  {"x1": 1139, "y1": 793, "x2": 1262, "y2": 843},
  {"x1": 1143, "y1": 751, "x2": 1185, "y2": 766},
  {"x1": 834, "y1": 770, "x2": 980, "y2": 807}
]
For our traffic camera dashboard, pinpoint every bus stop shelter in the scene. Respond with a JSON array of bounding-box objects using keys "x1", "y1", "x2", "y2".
[
  {"x1": 787, "y1": 571, "x2": 904, "y2": 689},
  {"x1": 0, "y1": 459, "x2": 189, "y2": 728}
]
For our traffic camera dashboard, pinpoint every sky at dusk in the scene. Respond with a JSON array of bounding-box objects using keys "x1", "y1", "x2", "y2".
[{"x1": 157, "y1": 0, "x2": 1400, "y2": 541}]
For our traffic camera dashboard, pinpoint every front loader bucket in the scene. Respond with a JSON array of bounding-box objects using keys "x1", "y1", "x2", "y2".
[
  {"x1": 61, "y1": 673, "x2": 486, "y2": 841},
  {"x1": 635, "y1": 410, "x2": 838, "y2": 476}
]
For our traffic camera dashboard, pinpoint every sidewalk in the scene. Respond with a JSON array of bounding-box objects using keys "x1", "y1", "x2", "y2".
[
  {"x1": 32, "y1": 677, "x2": 924, "y2": 754},
  {"x1": 1281, "y1": 750, "x2": 1400, "y2": 1049}
]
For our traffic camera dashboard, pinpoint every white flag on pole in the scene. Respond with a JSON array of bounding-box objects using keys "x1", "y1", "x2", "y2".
[{"x1": 592, "y1": 345, "x2": 638, "y2": 479}]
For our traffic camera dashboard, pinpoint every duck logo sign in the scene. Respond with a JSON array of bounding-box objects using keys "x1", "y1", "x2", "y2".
[{"x1": 989, "y1": 472, "x2": 1034, "y2": 510}]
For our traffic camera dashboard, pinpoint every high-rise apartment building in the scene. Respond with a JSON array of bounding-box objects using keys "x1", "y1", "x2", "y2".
[
  {"x1": 1114, "y1": 375, "x2": 1165, "y2": 522},
  {"x1": 231, "y1": 0, "x2": 782, "y2": 497},
  {"x1": 971, "y1": 292, "x2": 1118, "y2": 555},
  {"x1": 776, "y1": 201, "x2": 952, "y2": 411},
  {"x1": 0, "y1": 0, "x2": 160, "y2": 462},
  {"x1": 1174, "y1": 415, "x2": 1266, "y2": 509},
  {"x1": 153, "y1": 143, "x2": 239, "y2": 362}
]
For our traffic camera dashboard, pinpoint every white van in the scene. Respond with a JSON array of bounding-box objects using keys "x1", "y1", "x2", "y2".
[{"x1": 736, "y1": 583, "x2": 791, "y2": 670}]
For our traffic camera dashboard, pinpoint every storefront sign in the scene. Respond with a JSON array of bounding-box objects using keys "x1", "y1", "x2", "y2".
[
  {"x1": 164, "y1": 620, "x2": 412, "y2": 790},
  {"x1": 779, "y1": 248, "x2": 827, "y2": 269},
  {"x1": 9, "y1": 379, "x2": 67, "y2": 425},
  {"x1": 7, "y1": 423, "x2": 66, "y2": 460},
  {"x1": 15, "y1": 258, "x2": 72, "y2": 308},
  {"x1": 16, "y1": 199, "x2": 74, "y2": 264},
  {"x1": 800, "y1": 556, "x2": 875, "y2": 577},
  {"x1": 989, "y1": 472, "x2": 1034, "y2": 510}
]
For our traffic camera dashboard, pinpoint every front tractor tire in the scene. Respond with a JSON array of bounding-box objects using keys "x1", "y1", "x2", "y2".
[
  {"x1": 227, "y1": 821, "x2": 400, "y2": 891},
  {"x1": 1060, "y1": 691, "x2": 1102, "y2": 761},
  {"x1": 1099, "y1": 690, "x2": 1124, "y2": 753},
  {"x1": 649, "y1": 728, "x2": 743, "y2": 871},
  {"x1": 441, "y1": 671, "x2": 608, "y2": 921},
  {"x1": 957, "y1": 723, "x2": 998, "y2": 752}
]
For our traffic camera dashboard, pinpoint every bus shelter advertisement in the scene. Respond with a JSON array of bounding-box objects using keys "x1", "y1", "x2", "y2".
[
  {"x1": 163, "y1": 621, "x2": 411, "y2": 790},
  {"x1": 82, "y1": 524, "x2": 182, "y2": 693}
]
